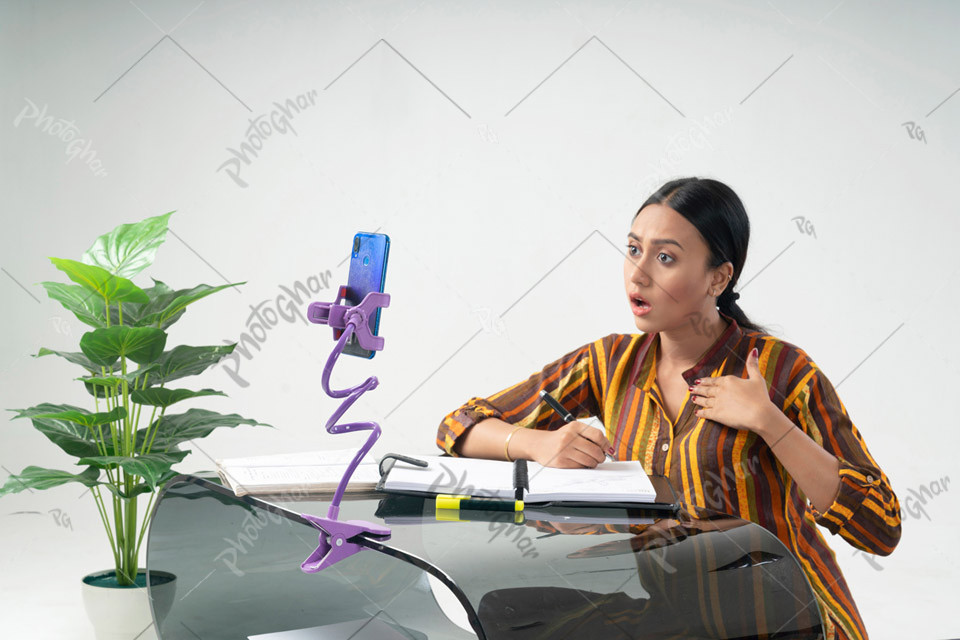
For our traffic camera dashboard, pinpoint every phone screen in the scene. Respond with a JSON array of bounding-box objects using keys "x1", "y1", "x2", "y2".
[{"x1": 339, "y1": 232, "x2": 390, "y2": 358}]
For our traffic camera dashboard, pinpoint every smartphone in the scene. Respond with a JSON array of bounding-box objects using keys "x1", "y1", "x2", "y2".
[{"x1": 336, "y1": 232, "x2": 390, "y2": 358}]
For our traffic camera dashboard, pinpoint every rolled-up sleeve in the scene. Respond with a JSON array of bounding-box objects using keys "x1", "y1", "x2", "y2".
[
  {"x1": 789, "y1": 358, "x2": 902, "y2": 555},
  {"x1": 435, "y1": 395, "x2": 505, "y2": 457},
  {"x1": 435, "y1": 335, "x2": 608, "y2": 457}
]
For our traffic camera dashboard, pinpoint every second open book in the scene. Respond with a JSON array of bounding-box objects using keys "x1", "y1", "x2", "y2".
[{"x1": 381, "y1": 455, "x2": 660, "y2": 504}]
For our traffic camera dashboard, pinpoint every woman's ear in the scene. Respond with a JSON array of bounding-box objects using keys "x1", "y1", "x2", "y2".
[{"x1": 712, "y1": 263, "x2": 734, "y2": 294}]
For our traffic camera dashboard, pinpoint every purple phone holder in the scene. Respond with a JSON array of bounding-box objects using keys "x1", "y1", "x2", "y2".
[{"x1": 299, "y1": 286, "x2": 392, "y2": 574}]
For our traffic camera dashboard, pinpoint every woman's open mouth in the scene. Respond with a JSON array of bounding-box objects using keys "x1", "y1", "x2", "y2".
[{"x1": 629, "y1": 295, "x2": 652, "y2": 316}]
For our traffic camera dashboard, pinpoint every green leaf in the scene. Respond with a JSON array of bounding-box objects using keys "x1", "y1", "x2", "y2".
[
  {"x1": 76, "y1": 364, "x2": 159, "y2": 397},
  {"x1": 79, "y1": 376, "x2": 123, "y2": 389},
  {"x1": 131, "y1": 387, "x2": 226, "y2": 408},
  {"x1": 81, "y1": 211, "x2": 174, "y2": 280},
  {"x1": 40, "y1": 282, "x2": 107, "y2": 328},
  {"x1": 0, "y1": 466, "x2": 100, "y2": 496},
  {"x1": 77, "y1": 451, "x2": 189, "y2": 489},
  {"x1": 156, "y1": 469, "x2": 181, "y2": 487},
  {"x1": 79, "y1": 326, "x2": 167, "y2": 367},
  {"x1": 8, "y1": 403, "x2": 107, "y2": 458},
  {"x1": 146, "y1": 344, "x2": 237, "y2": 386},
  {"x1": 49, "y1": 257, "x2": 149, "y2": 304},
  {"x1": 35, "y1": 347, "x2": 117, "y2": 374},
  {"x1": 140, "y1": 282, "x2": 244, "y2": 328},
  {"x1": 33, "y1": 405, "x2": 127, "y2": 428},
  {"x1": 143, "y1": 408, "x2": 272, "y2": 452},
  {"x1": 34, "y1": 279, "x2": 220, "y2": 330},
  {"x1": 99, "y1": 482, "x2": 155, "y2": 499},
  {"x1": 102, "y1": 279, "x2": 174, "y2": 327},
  {"x1": 106, "y1": 279, "x2": 243, "y2": 330}
]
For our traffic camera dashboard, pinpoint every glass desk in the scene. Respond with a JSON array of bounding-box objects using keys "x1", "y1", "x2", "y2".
[{"x1": 147, "y1": 475, "x2": 824, "y2": 639}]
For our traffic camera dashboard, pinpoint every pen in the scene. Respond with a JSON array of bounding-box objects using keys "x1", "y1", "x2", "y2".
[
  {"x1": 539, "y1": 389, "x2": 614, "y2": 461},
  {"x1": 436, "y1": 494, "x2": 524, "y2": 512}
]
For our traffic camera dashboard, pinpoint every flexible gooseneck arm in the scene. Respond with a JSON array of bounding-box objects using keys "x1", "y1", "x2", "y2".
[
  {"x1": 298, "y1": 287, "x2": 392, "y2": 574},
  {"x1": 320, "y1": 318, "x2": 381, "y2": 520}
]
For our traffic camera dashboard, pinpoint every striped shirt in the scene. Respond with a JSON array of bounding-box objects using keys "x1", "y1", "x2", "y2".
[{"x1": 436, "y1": 310, "x2": 901, "y2": 640}]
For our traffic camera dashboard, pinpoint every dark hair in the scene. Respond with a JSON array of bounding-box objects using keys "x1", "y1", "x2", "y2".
[{"x1": 634, "y1": 177, "x2": 773, "y2": 336}]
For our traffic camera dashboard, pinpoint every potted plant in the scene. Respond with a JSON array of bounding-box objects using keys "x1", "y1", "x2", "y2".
[{"x1": 0, "y1": 211, "x2": 271, "y2": 639}]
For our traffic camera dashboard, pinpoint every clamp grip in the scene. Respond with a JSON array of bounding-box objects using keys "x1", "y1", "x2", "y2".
[
  {"x1": 307, "y1": 286, "x2": 390, "y2": 352},
  {"x1": 300, "y1": 514, "x2": 391, "y2": 574}
]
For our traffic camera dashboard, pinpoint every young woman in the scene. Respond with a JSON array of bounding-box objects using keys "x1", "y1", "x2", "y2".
[{"x1": 435, "y1": 177, "x2": 901, "y2": 640}]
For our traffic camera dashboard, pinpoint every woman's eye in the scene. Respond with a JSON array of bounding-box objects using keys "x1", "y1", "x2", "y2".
[{"x1": 626, "y1": 244, "x2": 674, "y2": 264}]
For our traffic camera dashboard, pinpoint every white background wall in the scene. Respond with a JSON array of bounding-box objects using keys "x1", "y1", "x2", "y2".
[{"x1": 1, "y1": 1, "x2": 957, "y2": 638}]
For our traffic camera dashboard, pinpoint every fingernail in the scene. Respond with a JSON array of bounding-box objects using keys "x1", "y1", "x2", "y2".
[
  {"x1": 694, "y1": 379, "x2": 701, "y2": 385},
  {"x1": 752, "y1": 347, "x2": 758, "y2": 358},
  {"x1": 608, "y1": 447, "x2": 614, "y2": 455}
]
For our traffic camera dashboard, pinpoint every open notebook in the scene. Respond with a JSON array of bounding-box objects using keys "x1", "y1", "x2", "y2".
[
  {"x1": 379, "y1": 455, "x2": 664, "y2": 505},
  {"x1": 216, "y1": 449, "x2": 381, "y2": 496}
]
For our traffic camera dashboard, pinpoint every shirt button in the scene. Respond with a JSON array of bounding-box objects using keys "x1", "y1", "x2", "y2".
[
  {"x1": 867, "y1": 475, "x2": 874, "y2": 483},
  {"x1": 661, "y1": 442, "x2": 669, "y2": 452}
]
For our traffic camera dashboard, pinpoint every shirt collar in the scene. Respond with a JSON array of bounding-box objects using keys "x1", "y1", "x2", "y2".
[{"x1": 633, "y1": 310, "x2": 743, "y2": 391}]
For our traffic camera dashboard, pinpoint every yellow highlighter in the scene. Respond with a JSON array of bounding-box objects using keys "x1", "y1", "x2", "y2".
[{"x1": 435, "y1": 494, "x2": 524, "y2": 512}]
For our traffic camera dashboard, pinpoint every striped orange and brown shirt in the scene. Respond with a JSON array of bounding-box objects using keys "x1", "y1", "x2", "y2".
[{"x1": 436, "y1": 310, "x2": 901, "y2": 640}]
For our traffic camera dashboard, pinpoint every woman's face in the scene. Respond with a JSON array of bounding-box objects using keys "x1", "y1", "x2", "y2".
[{"x1": 623, "y1": 203, "x2": 726, "y2": 332}]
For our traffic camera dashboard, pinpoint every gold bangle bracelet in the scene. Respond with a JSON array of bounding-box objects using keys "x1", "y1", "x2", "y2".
[{"x1": 504, "y1": 426, "x2": 524, "y2": 462}]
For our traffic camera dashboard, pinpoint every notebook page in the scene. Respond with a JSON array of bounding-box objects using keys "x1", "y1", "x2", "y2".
[
  {"x1": 216, "y1": 449, "x2": 379, "y2": 496},
  {"x1": 525, "y1": 460, "x2": 658, "y2": 502},
  {"x1": 382, "y1": 456, "x2": 515, "y2": 499}
]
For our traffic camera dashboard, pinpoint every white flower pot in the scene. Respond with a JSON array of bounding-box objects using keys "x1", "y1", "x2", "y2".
[{"x1": 81, "y1": 569, "x2": 177, "y2": 640}]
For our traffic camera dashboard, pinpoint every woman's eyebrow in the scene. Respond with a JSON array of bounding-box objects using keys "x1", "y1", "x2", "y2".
[{"x1": 627, "y1": 232, "x2": 684, "y2": 251}]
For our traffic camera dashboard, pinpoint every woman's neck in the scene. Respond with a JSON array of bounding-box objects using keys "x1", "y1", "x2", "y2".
[{"x1": 656, "y1": 312, "x2": 730, "y2": 371}]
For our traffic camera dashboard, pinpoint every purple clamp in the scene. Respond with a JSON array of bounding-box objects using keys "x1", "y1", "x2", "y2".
[
  {"x1": 300, "y1": 515, "x2": 391, "y2": 573},
  {"x1": 299, "y1": 286, "x2": 392, "y2": 574}
]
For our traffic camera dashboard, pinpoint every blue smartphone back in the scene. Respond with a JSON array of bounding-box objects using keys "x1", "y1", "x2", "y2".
[{"x1": 342, "y1": 232, "x2": 390, "y2": 358}]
